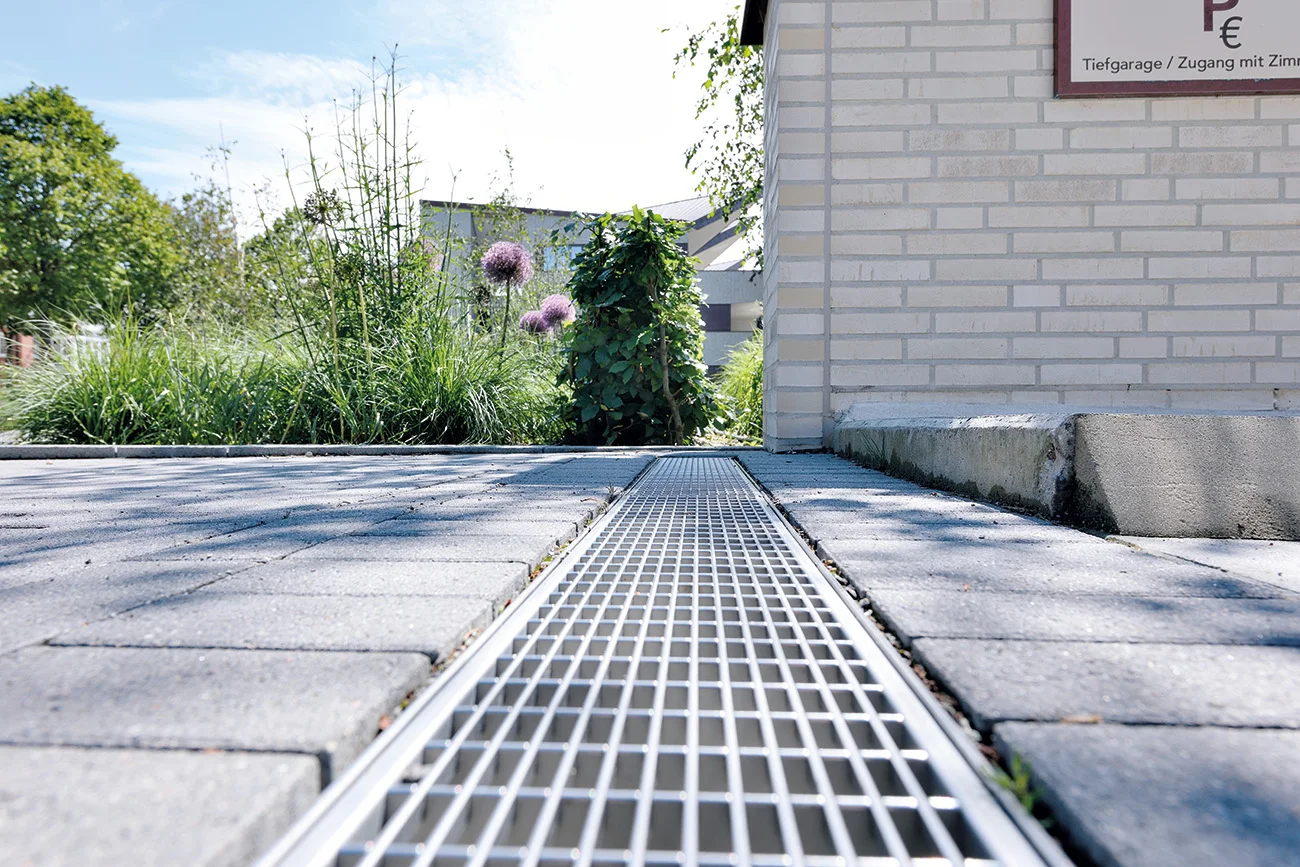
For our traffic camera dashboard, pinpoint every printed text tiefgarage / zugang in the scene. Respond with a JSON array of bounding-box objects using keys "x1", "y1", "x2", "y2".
[{"x1": 1082, "y1": 54, "x2": 1300, "y2": 76}]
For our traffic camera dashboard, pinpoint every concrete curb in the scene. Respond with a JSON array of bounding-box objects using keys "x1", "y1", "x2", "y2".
[
  {"x1": 833, "y1": 403, "x2": 1300, "y2": 540},
  {"x1": 0, "y1": 444, "x2": 764, "y2": 460}
]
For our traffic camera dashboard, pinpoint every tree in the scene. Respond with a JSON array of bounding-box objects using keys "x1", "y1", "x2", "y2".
[
  {"x1": 564, "y1": 208, "x2": 714, "y2": 446},
  {"x1": 0, "y1": 85, "x2": 178, "y2": 327},
  {"x1": 244, "y1": 203, "x2": 314, "y2": 323},
  {"x1": 169, "y1": 179, "x2": 248, "y2": 321},
  {"x1": 674, "y1": 6, "x2": 764, "y2": 265}
]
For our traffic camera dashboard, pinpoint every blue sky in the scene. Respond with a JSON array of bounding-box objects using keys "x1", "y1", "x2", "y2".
[{"x1": 1, "y1": 0, "x2": 732, "y2": 221}]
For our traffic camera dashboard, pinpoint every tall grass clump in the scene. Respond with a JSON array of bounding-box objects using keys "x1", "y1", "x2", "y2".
[
  {"x1": 12, "y1": 56, "x2": 568, "y2": 445},
  {"x1": 14, "y1": 321, "x2": 299, "y2": 444},
  {"x1": 718, "y1": 329, "x2": 763, "y2": 440}
]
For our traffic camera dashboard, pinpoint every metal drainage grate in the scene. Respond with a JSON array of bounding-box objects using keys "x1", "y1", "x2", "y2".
[{"x1": 258, "y1": 457, "x2": 1049, "y2": 867}]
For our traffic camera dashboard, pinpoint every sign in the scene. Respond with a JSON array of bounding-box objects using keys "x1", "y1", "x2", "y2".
[{"x1": 1056, "y1": 0, "x2": 1300, "y2": 97}]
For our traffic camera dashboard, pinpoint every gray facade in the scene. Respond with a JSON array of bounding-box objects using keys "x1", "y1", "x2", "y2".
[{"x1": 745, "y1": 0, "x2": 1300, "y2": 451}]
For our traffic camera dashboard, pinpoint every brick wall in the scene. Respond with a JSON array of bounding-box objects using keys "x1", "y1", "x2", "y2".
[{"x1": 761, "y1": 0, "x2": 1300, "y2": 451}]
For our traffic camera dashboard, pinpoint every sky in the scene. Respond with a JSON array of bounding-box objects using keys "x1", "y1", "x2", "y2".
[{"x1": 0, "y1": 0, "x2": 737, "y2": 226}]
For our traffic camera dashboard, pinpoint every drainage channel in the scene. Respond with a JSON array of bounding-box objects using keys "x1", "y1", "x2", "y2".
[{"x1": 257, "y1": 456, "x2": 1052, "y2": 867}]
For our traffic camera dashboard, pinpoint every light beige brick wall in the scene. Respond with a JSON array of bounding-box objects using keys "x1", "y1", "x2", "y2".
[{"x1": 761, "y1": 0, "x2": 1300, "y2": 450}]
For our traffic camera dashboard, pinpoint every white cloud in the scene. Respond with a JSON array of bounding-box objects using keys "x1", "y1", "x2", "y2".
[
  {"x1": 0, "y1": 59, "x2": 38, "y2": 94},
  {"x1": 92, "y1": 0, "x2": 737, "y2": 226},
  {"x1": 190, "y1": 52, "x2": 371, "y2": 104}
]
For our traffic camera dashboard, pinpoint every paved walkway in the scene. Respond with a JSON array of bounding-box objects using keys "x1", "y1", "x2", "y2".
[
  {"x1": 1, "y1": 450, "x2": 1296, "y2": 867},
  {"x1": 0, "y1": 452, "x2": 653, "y2": 867},
  {"x1": 737, "y1": 450, "x2": 1300, "y2": 867}
]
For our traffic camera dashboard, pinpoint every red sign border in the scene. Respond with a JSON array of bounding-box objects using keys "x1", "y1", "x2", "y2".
[{"x1": 1055, "y1": 0, "x2": 1300, "y2": 98}]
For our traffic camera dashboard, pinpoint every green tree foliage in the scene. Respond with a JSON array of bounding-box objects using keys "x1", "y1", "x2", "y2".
[
  {"x1": 168, "y1": 179, "x2": 248, "y2": 320},
  {"x1": 244, "y1": 203, "x2": 314, "y2": 322},
  {"x1": 0, "y1": 85, "x2": 177, "y2": 326},
  {"x1": 674, "y1": 5, "x2": 764, "y2": 264},
  {"x1": 564, "y1": 208, "x2": 714, "y2": 446}
]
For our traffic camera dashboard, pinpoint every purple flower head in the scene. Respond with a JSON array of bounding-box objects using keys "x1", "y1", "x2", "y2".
[
  {"x1": 481, "y1": 241, "x2": 533, "y2": 286},
  {"x1": 539, "y1": 294, "x2": 576, "y2": 329},
  {"x1": 519, "y1": 310, "x2": 549, "y2": 334}
]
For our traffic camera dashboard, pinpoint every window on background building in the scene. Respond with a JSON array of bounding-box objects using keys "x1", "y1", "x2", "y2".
[
  {"x1": 543, "y1": 245, "x2": 586, "y2": 272},
  {"x1": 700, "y1": 303, "x2": 732, "y2": 333}
]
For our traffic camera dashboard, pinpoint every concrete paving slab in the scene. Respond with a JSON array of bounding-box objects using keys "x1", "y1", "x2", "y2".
[
  {"x1": 1117, "y1": 536, "x2": 1300, "y2": 595},
  {"x1": 788, "y1": 507, "x2": 1081, "y2": 544},
  {"x1": 994, "y1": 723, "x2": 1300, "y2": 867},
  {"x1": 0, "y1": 521, "x2": 273, "y2": 576},
  {"x1": 912, "y1": 638, "x2": 1300, "y2": 731},
  {"x1": 0, "y1": 746, "x2": 318, "y2": 867},
  {"x1": 869, "y1": 589, "x2": 1300, "y2": 646},
  {"x1": 288, "y1": 532, "x2": 561, "y2": 563},
  {"x1": 202, "y1": 560, "x2": 531, "y2": 604},
  {"x1": 136, "y1": 528, "x2": 375, "y2": 561},
  {"x1": 0, "y1": 647, "x2": 429, "y2": 778},
  {"x1": 415, "y1": 495, "x2": 605, "y2": 523},
  {"x1": 357, "y1": 517, "x2": 580, "y2": 539},
  {"x1": 817, "y1": 538, "x2": 1281, "y2": 597},
  {"x1": 51, "y1": 592, "x2": 493, "y2": 658},
  {"x1": 0, "y1": 561, "x2": 251, "y2": 654}
]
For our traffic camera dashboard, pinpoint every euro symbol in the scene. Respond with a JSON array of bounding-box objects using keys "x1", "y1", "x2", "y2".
[{"x1": 1220, "y1": 15, "x2": 1243, "y2": 49}]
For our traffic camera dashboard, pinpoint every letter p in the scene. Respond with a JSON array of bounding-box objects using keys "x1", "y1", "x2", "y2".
[{"x1": 1205, "y1": 0, "x2": 1240, "y2": 31}]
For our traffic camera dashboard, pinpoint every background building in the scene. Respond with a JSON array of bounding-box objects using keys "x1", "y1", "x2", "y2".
[{"x1": 421, "y1": 195, "x2": 761, "y2": 368}]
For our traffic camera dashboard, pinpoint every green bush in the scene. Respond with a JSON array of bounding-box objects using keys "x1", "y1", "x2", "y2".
[
  {"x1": 718, "y1": 329, "x2": 763, "y2": 440},
  {"x1": 564, "y1": 208, "x2": 714, "y2": 445}
]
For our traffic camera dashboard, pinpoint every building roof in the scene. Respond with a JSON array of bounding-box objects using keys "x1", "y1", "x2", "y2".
[
  {"x1": 638, "y1": 195, "x2": 726, "y2": 227},
  {"x1": 740, "y1": 0, "x2": 768, "y2": 45},
  {"x1": 420, "y1": 199, "x2": 590, "y2": 219},
  {"x1": 423, "y1": 195, "x2": 725, "y2": 228}
]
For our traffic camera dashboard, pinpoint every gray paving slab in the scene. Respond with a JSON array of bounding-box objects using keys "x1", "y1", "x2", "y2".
[
  {"x1": 134, "y1": 530, "x2": 363, "y2": 561},
  {"x1": 0, "y1": 746, "x2": 318, "y2": 867},
  {"x1": 868, "y1": 589, "x2": 1300, "y2": 646},
  {"x1": 817, "y1": 537, "x2": 1281, "y2": 597},
  {"x1": 0, "y1": 521, "x2": 272, "y2": 577},
  {"x1": 912, "y1": 638, "x2": 1300, "y2": 731},
  {"x1": 51, "y1": 592, "x2": 494, "y2": 658},
  {"x1": 287, "y1": 532, "x2": 561, "y2": 563},
  {"x1": 0, "y1": 561, "x2": 250, "y2": 654},
  {"x1": 0, "y1": 646, "x2": 429, "y2": 778},
  {"x1": 358, "y1": 517, "x2": 580, "y2": 538},
  {"x1": 1117, "y1": 536, "x2": 1300, "y2": 595},
  {"x1": 413, "y1": 495, "x2": 605, "y2": 523},
  {"x1": 202, "y1": 559, "x2": 531, "y2": 604},
  {"x1": 788, "y1": 506, "x2": 1081, "y2": 544},
  {"x1": 994, "y1": 723, "x2": 1300, "y2": 867}
]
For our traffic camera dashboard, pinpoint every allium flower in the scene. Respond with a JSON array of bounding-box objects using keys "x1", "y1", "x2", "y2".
[
  {"x1": 539, "y1": 294, "x2": 576, "y2": 329},
  {"x1": 519, "y1": 310, "x2": 549, "y2": 334},
  {"x1": 481, "y1": 241, "x2": 533, "y2": 286}
]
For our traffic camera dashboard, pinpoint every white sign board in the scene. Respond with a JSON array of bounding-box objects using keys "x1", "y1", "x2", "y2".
[{"x1": 1057, "y1": 0, "x2": 1300, "y2": 96}]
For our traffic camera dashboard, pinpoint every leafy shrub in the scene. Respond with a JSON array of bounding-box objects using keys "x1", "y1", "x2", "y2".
[
  {"x1": 718, "y1": 329, "x2": 763, "y2": 440},
  {"x1": 564, "y1": 208, "x2": 714, "y2": 445}
]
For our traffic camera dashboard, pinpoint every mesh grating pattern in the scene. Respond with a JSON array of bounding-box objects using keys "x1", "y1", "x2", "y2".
[{"x1": 262, "y1": 458, "x2": 1047, "y2": 867}]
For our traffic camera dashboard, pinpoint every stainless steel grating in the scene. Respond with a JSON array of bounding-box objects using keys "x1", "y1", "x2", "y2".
[{"x1": 258, "y1": 457, "x2": 1050, "y2": 867}]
